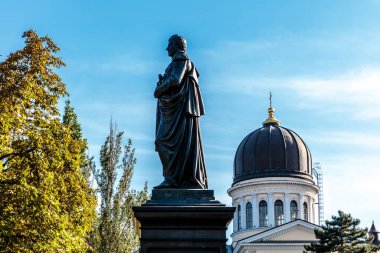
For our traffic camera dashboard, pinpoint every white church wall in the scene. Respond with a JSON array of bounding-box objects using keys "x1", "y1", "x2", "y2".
[{"x1": 228, "y1": 176, "x2": 319, "y2": 243}]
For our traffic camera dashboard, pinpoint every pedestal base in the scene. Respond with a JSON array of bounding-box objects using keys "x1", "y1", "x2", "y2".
[{"x1": 133, "y1": 189, "x2": 235, "y2": 253}]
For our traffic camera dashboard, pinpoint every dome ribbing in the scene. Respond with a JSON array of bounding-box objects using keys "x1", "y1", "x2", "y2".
[{"x1": 233, "y1": 107, "x2": 313, "y2": 185}]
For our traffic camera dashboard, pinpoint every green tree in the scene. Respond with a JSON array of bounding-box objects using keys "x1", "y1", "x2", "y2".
[
  {"x1": 305, "y1": 210, "x2": 380, "y2": 253},
  {"x1": 63, "y1": 99, "x2": 93, "y2": 182},
  {"x1": 62, "y1": 99, "x2": 98, "y2": 252},
  {"x1": 92, "y1": 122, "x2": 148, "y2": 253},
  {"x1": 0, "y1": 30, "x2": 97, "y2": 252}
]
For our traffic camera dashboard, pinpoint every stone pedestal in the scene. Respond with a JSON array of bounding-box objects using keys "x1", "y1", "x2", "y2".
[{"x1": 133, "y1": 189, "x2": 235, "y2": 253}]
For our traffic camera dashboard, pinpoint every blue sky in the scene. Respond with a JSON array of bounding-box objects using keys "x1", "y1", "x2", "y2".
[{"x1": 2, "y1": 0, "x2": 380, "y2": 231}]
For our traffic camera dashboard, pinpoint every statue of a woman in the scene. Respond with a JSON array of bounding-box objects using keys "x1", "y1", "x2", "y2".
[{"x1": 153, "y1": 35, "x2": 208, "y2": 189}]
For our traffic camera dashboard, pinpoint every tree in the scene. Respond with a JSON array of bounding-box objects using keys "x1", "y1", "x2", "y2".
[
  {"x1": 92, "y1": 121, "x2": 148, "y2": 253},
  {"x1": 63, "y1": 99, "x2": 93, "y2": 182},
  {"x1": 305, "y1": 210, "x2": 380, "y2": 253},
  {"x1": 62, "y1": 99, "x2": 98, "y2": 252},
  {"x1": 0, "y1": 30, "x2": 97, "y2": 252}
]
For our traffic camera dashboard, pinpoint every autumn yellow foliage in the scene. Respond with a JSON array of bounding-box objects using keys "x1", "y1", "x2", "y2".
[{"x1": 0, "y1": 30, "x2": 97, "y2": 252}]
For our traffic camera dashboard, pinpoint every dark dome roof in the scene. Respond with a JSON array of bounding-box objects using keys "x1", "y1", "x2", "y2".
[{"x1": 233, "y1": 107, "x2": 313, "y2": 186}]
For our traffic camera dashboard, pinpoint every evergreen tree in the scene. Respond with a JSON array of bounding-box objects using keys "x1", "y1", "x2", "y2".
[
  {"x1": 305, "y1": 210, "x2": 380, "y2": 253},
  {"x1": 0, "y1": 30, "x2": 97, "y2": 252},
  {"x1": 92, "y1": 121, "x2": 148, "y2": 253},
  {"x1": 63, "y1": 99, "x2": 93, "y2": 182}
]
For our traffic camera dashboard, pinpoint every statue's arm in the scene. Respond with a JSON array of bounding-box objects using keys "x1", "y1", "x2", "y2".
[{"x1": 154, "y1": 60, "x2": 187, "y2": 98}]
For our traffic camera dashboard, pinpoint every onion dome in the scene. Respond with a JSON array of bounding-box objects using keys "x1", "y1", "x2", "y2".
[{"x1": 233, "y1": 103, "x2": 313, "y2": 186}]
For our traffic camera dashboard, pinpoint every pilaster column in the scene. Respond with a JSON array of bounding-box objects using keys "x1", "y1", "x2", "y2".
[
  {"x1": 252, "y1": 193, "x2": 259, "y2": 228},
  {"x1": 284, "y1": 193, "x2": 290, "y2": 223},
  {"x1": 305, "y1": 195, "x2": 310, "y2": 222},
  {"x1": 299, "y1": 194, "x2": 304, "y2": 219},
  {"x1": 241, "y1": 197, "x2": 246, "y2": 230},
  {"x1": 314, "y1": 197, "x2": 317, "y2": 223},
  {"x1": 309, "y1": 196, "x2": 314, "y2": 223},
  {"x1": 233, "y1": 199, "x2": 238, "y2": 232},
  {"x1": 268, "y1": 193, "x2": 274, "y2": 227}
]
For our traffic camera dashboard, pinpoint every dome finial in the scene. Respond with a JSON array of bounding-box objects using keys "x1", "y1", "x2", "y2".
[
  {"x1": 270, "y1": 91, "x2": 272, "y2": 108},
  {"x1": 262, "y1": 92, "x2": 281, "y2": 126}
]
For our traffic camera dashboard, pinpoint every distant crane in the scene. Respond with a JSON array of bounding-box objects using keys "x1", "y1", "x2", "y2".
[{"x1": 312, "y1": 162, "x2": 324, "y2": 225}]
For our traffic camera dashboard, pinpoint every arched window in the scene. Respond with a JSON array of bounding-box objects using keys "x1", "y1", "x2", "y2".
[
  {"x1": 238, "y1": 204, "x2": 242, "y2": 230},
  {"x1": 290, "y1": 201, "x2": 298, "y2": 221},
  {"x1": 274, "y1": 200, "x2": 284, "y2": 226},
  {"x1": 259, "y1": 200, "x2": 268, "y2": 227},
  {"x1": 246, "y1": 202, "x2": 253, "y2": 229},
  {"x1": 303, "y1": 202, "x2": 308, "y2": 221}
]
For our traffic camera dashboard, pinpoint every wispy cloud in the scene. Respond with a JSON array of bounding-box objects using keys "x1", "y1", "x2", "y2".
[
  {"x1": 321, "y1": 154, "x2": 380, "y2": 224},
  {"x1": 200, "y1": 35, "x2": 380, "y2": 224},
  {"x1": 205, "y1": 66, "x2": 380, "y2": 121},
  {"x1": 200, "y1": 29, "x2": 380, "y2": 124},
  {"x1": 290, "y1": 67, "x2": 380, "y2": 120},
  {"x1": 305, "y1": 130, "x2": 380, "y2": 151},
  {"x1": 201, "y1": 29, "x2": 380, "y2": 70}
]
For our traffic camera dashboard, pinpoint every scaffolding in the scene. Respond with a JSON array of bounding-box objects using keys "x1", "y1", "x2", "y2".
[{"x1": 312, "y1": 162, "x2": 324, "y2": 225}]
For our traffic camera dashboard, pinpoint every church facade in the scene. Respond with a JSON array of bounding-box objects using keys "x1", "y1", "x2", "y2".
[{"x1": 228, "y1": 105, "x2": 321, "y2": 253}]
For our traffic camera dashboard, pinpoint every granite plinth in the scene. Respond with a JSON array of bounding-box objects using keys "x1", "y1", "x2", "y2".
[
  {"x1": 143, "y1": 189, "x2": 224, "y2": 206},
  {"x1": 133, "y1": 189, "x2": 235, "y2": 253}
]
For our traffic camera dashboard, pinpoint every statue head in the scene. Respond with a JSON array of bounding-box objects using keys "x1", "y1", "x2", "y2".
[{"x1": 167, "y1": 34, "x2": 187, "y2": 57}]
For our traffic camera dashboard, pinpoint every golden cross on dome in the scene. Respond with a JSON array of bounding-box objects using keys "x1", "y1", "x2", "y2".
[
  {"x1": 270, "y1": 92, "x2": 272, "y2": 108},
  {"x1": 262, "y1": 92, "x2": 281, "y2": 126}
]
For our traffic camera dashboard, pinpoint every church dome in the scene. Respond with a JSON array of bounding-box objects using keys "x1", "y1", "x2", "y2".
[{"x1": 233, "y1": 106, "x2": 313, "y2": 186}]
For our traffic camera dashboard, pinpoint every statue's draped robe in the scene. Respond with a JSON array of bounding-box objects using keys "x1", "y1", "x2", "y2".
[{"x1": 155, "y1": 51, "x2": 208, "y2": 189}]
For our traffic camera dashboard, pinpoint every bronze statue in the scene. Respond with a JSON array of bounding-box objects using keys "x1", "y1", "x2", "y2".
[{"x1": 153, "y1": 35, "x2": 208, "y2": 189}]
